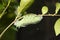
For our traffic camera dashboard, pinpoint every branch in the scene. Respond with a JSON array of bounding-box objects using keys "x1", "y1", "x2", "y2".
[
  {"x1": 39, "y1": 14, "x2": 60, "y2": 16},
  {"x1": 0, "y1": 19, "x2": 16, "y2": 38},
  {"x1": 0, "y1": 16, "x2": 22, "y2": 39}
]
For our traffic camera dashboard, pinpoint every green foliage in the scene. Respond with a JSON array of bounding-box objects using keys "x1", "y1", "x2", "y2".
[
  {"x1": 54, "y1": 18, "x2": 60, "y2": 36},
  {"x1": 55, "y1": 2, "x2": 60, "y2": 14},
  {"x1": 16, "y1": 0, "x2": 34, "y2": 16},
  {"x1": 41, "y1": 6, "x2": 48, "y2": 15},
  {"x1": 0, "y1": 0, "x2": 35, "y2": 40},
  {"x1": 0, "y1": 0, "x2": 18, "y2": 40},
  {"x1": 0, "y1": 4, "x2": 4, "y2": 10}
]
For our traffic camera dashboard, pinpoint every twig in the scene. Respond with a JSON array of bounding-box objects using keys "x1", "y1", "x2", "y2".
[
  {"x1": 0, "y1": 0, "x2": 11, "y2": 19},
  {"x1": 0, "y1": 19, "x2": 16, "y2": 38},
  {"x1": 39, "y1": 14, "x2": 60, "y2": 16},
  {"x1": 0, "y1": 16, "x2": 22, "y2": 39}
]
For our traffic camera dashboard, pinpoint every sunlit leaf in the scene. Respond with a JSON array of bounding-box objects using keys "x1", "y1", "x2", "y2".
[
  {"x1": 55, "y1": 2, "x2": 60, "y2": 14},
  {"x1": 14, "y1": 14, "x2": 43, "y2": 28},
  {"x1": 16, "y1": 0, "x2": 34, "y2": 15},
  {"x1": 54, "y1": 18, "x2": 60, "y2": 36},
  {"x1": 41, "y1": 6, "x2": 48, "y2": 15}
]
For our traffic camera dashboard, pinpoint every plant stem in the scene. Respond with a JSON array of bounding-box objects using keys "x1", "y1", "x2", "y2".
[
  {"x1": 0, "y1": 19, "x2": 16, "y2": 39},
  {"x1": 39, "y1": 14, "x2": 60, "y2": 16},
  {"x1": 0, "y1": 0, "x2": 11, "y2": 19},
  {"x1": 0, "y1": 16, "x2": 22, "y2": 39}
]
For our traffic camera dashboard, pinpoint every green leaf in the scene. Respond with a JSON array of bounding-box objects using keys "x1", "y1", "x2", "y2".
[
  {"x1": 55, "y1": 2, "x2": 60, "y2": 14},
  {"x1": 16, "y1": 0, "x2": 34, "y2": 15},
  {"x1": 41, "y1": 6, "x2": 48, "y2": 15},
  {"x1": 54, "y1": 18, "x2": 60, "y2": 36},
  {"x1": 14, "y1": 14, "x2": 43, "y2": 28}
]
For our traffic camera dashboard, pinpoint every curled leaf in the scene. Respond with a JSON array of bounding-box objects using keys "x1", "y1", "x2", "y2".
[{"x1": 54, "y1": 18, "x2": 60, "y2": 36}]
